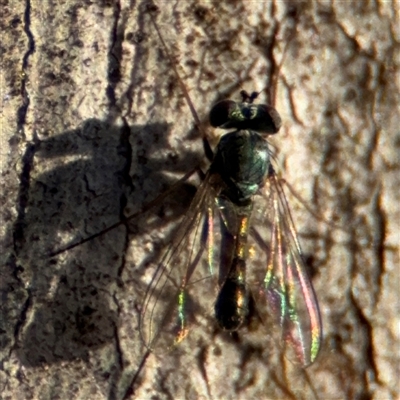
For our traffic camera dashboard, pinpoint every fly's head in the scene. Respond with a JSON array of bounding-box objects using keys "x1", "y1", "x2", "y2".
[{"x1": 209, "y1": 90, "x2": 282, "y2": 136}]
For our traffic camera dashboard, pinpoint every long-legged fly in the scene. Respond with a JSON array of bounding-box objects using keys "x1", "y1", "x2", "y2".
[
  {"x1": 136, "y1": 5, "x2": 322, "y2": 371},
  {"x1": 139, "y1": 87, "x2": 322, "y2": 367}
]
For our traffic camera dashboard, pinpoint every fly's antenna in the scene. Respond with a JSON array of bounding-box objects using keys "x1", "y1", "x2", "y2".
[{"x1": 240, "y1": 90, "x2": 259, "y2": 104}]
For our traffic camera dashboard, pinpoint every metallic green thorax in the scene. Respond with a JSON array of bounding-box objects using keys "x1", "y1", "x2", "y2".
[{"x1": 211, "y1": 130, "x2": 271, "y2": 204}]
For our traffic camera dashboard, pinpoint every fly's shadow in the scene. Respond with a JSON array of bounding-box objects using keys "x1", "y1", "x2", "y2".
[
  {"x1": 3, "y1": 1, "x2": 216, "y2": 370},
  {"x1": 8, "y1": 114, "x2": 201, "y2": 367}
]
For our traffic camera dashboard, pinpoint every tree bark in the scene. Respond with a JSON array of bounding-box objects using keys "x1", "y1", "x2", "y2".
[{"x1": 1, "y1": 1, "x2": 398, "y2": 399}]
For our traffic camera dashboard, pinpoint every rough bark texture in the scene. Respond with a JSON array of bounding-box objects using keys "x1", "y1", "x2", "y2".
[{"x1": 1, "y1": 1, "x2": 398, "y2": 399}]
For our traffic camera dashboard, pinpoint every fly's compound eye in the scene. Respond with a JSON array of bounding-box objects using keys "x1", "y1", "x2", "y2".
[
  {"x1": 253, "y1": 104, "x2": 282, "y2": 134},
  {"x1": 209, "y1": 100, "x2": 237, "y2": 128}
]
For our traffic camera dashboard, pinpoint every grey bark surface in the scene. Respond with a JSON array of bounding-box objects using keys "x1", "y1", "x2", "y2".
[{"x1": 1, "y1": 1, "x2": 398, "y2": 399}]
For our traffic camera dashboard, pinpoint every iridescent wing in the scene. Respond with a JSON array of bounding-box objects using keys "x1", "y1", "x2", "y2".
[
  {"x1": 248, "y1": 167, "x2": 322, "y2": 366},
  {"x1": 139, "y1": 172, "x2": 225, "y2": 352}
]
